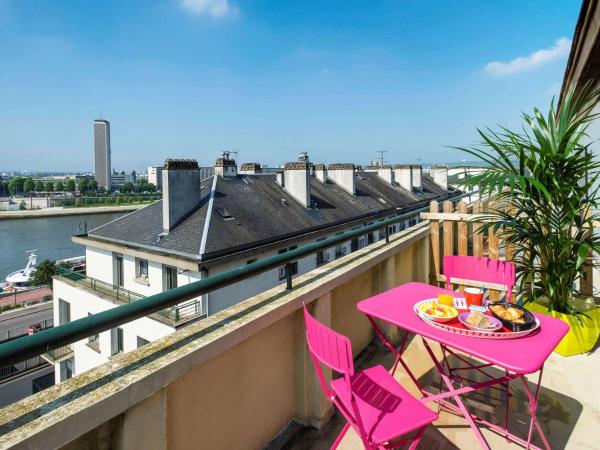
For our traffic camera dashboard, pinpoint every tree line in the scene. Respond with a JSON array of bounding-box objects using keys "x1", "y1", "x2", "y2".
[{"x1": 0, "y1": 177, "x2": 157, "y2": 196}]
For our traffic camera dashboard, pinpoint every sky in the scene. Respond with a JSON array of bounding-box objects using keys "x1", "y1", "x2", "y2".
[{"x1": 0, "y1": 0, "x2": 582, "y2": 172}]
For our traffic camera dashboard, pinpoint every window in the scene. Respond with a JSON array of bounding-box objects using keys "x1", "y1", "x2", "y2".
[
  {"x1": 135, "y1": 258, "x2": 149, "y2": 279},
  {"x1": 351, "y1": 238, "x2": 359, "y2": 252},
  {"x1": 316, "y1": 238, "x2": 327, "y2": 266},
  {"x1": 113, "y1": 253, "x2": 124, "y2": 287},
  {"x1": 163, "y1": 266, "x2": 178, "y2": 291},
  {"x1": 335, "y1": 244, "x2": 344, "y2": 258},
  {"x1": 111, "y1": 327, "x2": 124, "y2": 356},
  {"x1": 60, "y1": 359, "x2": 73, "y2": 382},
  {"x1": 88, "y1": 313, "x2": 98, "y2": 343},
  {"x1": 368, "y1": 232, "x2": 375, "y2": 244},
  {"x1": 137, "y1": 336, "x2": 149, "y2": 348},
  {"x1": 58, "y1": 299, "x2": 70, "y2": 325},
  {"x1": 32, "y1": 372, "x2": 54, "y2": 393}
]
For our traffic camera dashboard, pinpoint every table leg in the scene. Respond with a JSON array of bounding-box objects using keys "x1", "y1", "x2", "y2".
[
  {"x1": 420, "y1": 338, "x2": 492, "y2": 450},
  {"x1": 518, "y1": 368, "x2": 551, "y2": 450}
]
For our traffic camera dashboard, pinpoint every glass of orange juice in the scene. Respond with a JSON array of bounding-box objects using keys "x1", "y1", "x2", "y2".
[{"x1": 437, "y1": 293, "x2": 454, "y2": 307}]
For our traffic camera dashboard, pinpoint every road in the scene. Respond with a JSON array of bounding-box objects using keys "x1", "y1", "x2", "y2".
[{"x1": 0, "y1": 303, "x2": 53, "y2": 342}]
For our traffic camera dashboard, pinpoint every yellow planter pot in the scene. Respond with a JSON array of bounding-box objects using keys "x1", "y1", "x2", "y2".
[{"x1": 527, "y1": 302, "x2": 600, "y2": 356}]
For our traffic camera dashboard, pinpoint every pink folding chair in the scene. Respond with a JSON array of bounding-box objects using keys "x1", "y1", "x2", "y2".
[
  {"x1": 443, "y1": 255, "x2": 516, "y2": 301},
  {"x1": 303, "y1": 305, "x2": 437, "y2": 449}
]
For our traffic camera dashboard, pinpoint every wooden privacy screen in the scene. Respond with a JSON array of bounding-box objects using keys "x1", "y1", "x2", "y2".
[
  {"x1": 420, "y1": 199, "x2": 513, "y2": 301},
  {"x1": 421, "y1": 199, "x2": 595, "y2": 300}
]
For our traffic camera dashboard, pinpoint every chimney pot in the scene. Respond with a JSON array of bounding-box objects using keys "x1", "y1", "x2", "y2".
[
  {"x1": 430, "y1": 164, "x2": 448, "y2": 190},
  {"x1": 162, "y1": 159, "x2": 201, "y2": 232},
  {"x1": 283, "y1": 161, "x2": 311, "y2": 207},
  {"x1": 327, "y1": 163, "x2": 355, "y2": 195},
  {"x1": 393, "y1": 164, "x2": 413, "y2": 191}
]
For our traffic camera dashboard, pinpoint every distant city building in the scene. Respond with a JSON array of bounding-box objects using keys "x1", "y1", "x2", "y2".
[
  {"x1": 147, "y1": 166, "x2": 163, "y2": 189},
  {"x1": 110, "y1": 172, "x2": 134, "y2": 190},
  {"x1": 93, "y1": 120, "x2": 111, "y2": 190}
]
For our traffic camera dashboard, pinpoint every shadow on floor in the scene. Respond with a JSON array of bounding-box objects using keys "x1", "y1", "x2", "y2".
[{"x1": 283, "y1": 336, "x2": 584, "y2": 450}]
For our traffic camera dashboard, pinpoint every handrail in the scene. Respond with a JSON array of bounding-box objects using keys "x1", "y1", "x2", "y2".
[{"x1": 0, "y1": 191, "x2": 476, "y2": 366}]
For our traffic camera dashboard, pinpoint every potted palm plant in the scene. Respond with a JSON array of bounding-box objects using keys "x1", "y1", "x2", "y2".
[{"x1": 457, "y1": 82, "x2": 600, "y2": 356}]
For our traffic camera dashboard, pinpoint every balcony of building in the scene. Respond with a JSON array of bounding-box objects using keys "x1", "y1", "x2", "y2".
[
  {"x1": 0, "y1": 198, "x2": 597, "y2": 450},
  {"x1": 55, "y1": 267, "x2": 203, "y2": 327}
]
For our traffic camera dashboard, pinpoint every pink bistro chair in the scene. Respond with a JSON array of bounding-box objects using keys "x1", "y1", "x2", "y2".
[
  {"x1": 303, "y1": 305, "x2": 437, "y2": 449},
  {"x1": 443, "y1": 255, "x2": 516, "y2": 302}
]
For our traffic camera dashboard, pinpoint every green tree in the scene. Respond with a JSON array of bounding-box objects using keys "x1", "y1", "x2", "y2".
[
  {"x1": 8, "y1": 177, "x2": 24, "y2": 195},
  {"x1": 34, "y1": 180, "x2": 44, "y2": 192},
  {"x1": 65, "y1": 179, "x2": 76, "y2": 192},
  {"x1": 55, "y1": 180, "x2": 64, "y2": 192},
  {"x1": 18, "y1": 200, "x2": 26, "y2": 210},
  {"x1": 122, "y1": 182, "x2": 134, "y2": 193},
  {"x1": 88, "y1": 179, "x2": 98, "y2": 191},
  {"x1": 44, "y1": 181, "x2": 54, "y2": 192},
  {"x1": 30, "y1": 259, "x2": 57, "y2": 287},
  {"x1": 147, "y1": 182, "x2": 156, "y2": 192},
  {"x1": 23, "y1": 177, "x2": 34, "y2": 193},
  {"x1": 77, "y1": 179, "x2": 88, "y2": 194}
]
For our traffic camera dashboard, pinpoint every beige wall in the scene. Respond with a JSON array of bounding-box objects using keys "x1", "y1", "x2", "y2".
[{"x1": 166, "y1": 316, "x2": 296, "y2": 450}]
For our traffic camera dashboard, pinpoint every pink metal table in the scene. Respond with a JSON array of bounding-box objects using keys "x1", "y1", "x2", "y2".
[{"x1": 357, "y1": 282, "x2": 570, "y2": 450}]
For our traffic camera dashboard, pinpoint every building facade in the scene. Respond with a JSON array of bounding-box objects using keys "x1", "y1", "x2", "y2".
[
  {"x1": 93, "y1": 120, "x2": 111, "y2": 190},
  {"x1": 51, "y1": 155, "x2": 454, "y2": 382}
]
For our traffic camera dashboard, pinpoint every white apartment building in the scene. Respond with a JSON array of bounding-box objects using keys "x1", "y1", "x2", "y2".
[{"x1": 50, "y1": 156, "x2": 453, "y2": 383}]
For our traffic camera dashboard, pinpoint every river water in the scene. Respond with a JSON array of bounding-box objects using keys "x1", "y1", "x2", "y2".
[{"x1": 0, "y1": 213, "x2": 126, "y2": 278}]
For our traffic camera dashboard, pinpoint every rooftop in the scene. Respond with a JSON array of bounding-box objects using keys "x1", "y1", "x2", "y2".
[{"x1": 86, "y1": 171, "x2": 453, "y2": 262}]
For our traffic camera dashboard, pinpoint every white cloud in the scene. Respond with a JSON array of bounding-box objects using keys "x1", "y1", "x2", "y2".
[
  {"x1": 484, "y1": 37, "x2": 571, "y2": 76},
  {"x1": 179, "y1": 0, "x2": 238, "y2": 18}
]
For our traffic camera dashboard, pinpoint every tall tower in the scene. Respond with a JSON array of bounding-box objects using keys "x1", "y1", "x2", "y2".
[{"x1": 94, "y1": 119, "x2": 111, "y2": 190}]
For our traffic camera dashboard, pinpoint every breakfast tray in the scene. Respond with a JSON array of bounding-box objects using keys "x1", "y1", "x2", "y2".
[{"x1": 414, "y1": 299, "x2": 540, "y2": 339}]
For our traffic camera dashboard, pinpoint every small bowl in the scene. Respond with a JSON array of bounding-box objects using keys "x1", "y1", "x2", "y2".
[
  {"x1": 419, "y1": 303, "x2": 458, "y2": 323},
  {"x1": 458, "y1": 312, "x2": 502, "y2": 331}
]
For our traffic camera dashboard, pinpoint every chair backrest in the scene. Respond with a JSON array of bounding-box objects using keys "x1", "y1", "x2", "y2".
[
  {"x1": 443, "y1": 256, "x2": 516, "y2": 301},
  {"x1": 303, "y1": 305, "x2": 354, "y2": 377}
]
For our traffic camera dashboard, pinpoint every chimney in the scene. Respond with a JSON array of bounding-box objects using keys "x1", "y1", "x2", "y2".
[
  {"x1": 214, "y1": 151, "x2": 237, "y2": 177},
  {"x1": 327, "y1": 163, "x2": 355, "y2": 195},
  {"x1": 162, "y1": 159, "x2": 201, "y2": 232},
  {"x1": 239, "y1": 163, "x2": 262, "y2": 175},
  {"x1": 430, "y1": 164, "x2": 448, "y2": 189},
  {"x1": 376, "y1": 165, "x2": 394, "y2": 184},
  {"x1": 394, "y1": 164, "x2": 413, "y2": 191},
  {"x1": 411, "y1": 164, "x2": 423, "y2": 191},
  {"x1": 314, "y1": 163, "x2": 327, "y2": 183},
  {"x1": 283, "y1": 161, "x2": 311, "y2": 207}
]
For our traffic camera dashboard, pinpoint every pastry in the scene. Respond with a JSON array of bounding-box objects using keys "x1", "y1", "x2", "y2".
[{"x1": 466, "y1": 312, "x2": 494, "y2": 329}]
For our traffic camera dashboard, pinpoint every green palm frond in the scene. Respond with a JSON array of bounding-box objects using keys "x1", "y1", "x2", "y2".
[{"x1": 454, "y1": 81, "x2": 600, "y2": 315}]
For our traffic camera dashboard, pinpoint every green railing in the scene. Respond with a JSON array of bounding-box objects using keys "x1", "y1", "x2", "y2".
[
  {"x1": 0, "y1": 191, "x2": 475, "y2": 367},
  {"x1": 56, "y1": 266, "x2": 203, "y2": 325}
]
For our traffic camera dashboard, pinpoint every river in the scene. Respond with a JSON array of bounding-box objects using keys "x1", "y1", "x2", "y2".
[{"x1": 0, "y1": 213, "x2": 126, "y2": 278}]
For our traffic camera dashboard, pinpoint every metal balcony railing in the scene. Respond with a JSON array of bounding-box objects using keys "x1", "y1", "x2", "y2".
[
  {"x1": 41, "y1": 344, "x2": 73, "y2": 364},
  {"x1": 56, "y1": 266, "x2": 204, "y2": 326},
  {"x1": 0, "y1": 356, "x2": 49, "y2": 382},
  {"x1": 0, "y1": 190, "x2": 476, "y2": 367}
]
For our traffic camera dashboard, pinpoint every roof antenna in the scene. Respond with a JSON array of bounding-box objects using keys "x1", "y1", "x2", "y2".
[{"x1": 376, "y1": 150, "x2": 387, "y2": 166}]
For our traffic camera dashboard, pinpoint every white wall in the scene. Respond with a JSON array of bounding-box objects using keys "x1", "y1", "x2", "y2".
[
  {"x1": 52, "y1": 280, "x2": 174, "y2": 383},
  {"x1": 86, "y1": 247, "x2": 113, "y2": 284}
]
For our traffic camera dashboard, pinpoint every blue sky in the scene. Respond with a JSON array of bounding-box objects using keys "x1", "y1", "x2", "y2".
[{"x1": 0, "y1": 0, "x2": 581, "y2": 171}]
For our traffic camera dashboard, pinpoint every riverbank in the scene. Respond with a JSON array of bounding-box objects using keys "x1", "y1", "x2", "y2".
[{"x1": 0, "y1": 204, "x2": 145, "y2": 220}]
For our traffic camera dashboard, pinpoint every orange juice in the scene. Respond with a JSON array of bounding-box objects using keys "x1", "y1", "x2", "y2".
[{"x1": 437, "y1": 293, "x2": 454, "y2": 307}]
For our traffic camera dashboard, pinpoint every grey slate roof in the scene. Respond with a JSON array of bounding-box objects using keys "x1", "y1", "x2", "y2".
[{"x1": 89, "y1": 171, "x2": 455, "y2": 261}]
